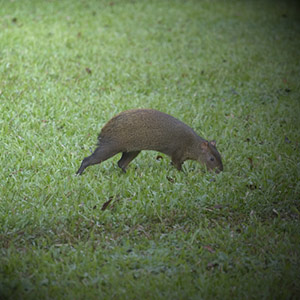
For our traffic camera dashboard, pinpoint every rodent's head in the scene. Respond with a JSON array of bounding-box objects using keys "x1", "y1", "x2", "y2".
[{"x1": 199, "y1": 140, "x2": 223, "y2": 173}]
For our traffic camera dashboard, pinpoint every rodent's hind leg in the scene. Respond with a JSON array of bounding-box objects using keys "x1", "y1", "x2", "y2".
[
  {"x1": 117, "y1": 151, "x2": 140, "y2": 173},
  {"x1": 76, "y1": 145, "x2": 119, "y2": 175}
]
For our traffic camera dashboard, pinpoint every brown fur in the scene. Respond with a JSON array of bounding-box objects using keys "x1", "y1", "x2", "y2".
[{"x1": 76, "y1": 109, "x2": 223, "y2": 175}]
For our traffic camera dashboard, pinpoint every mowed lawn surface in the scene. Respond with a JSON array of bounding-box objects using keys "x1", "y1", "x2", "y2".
[{"x1": 1, "y1": 0, "x2": 300, "y2": 299}]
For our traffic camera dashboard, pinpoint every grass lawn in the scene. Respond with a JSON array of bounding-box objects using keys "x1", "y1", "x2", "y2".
[{"x1": 1, "y1": 0, "x2": 300, "y2": 299}]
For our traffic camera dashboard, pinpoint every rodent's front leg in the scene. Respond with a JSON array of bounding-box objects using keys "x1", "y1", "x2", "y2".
[{"x1": 171, "y1": 150, "x2": 184, "y2": 171}]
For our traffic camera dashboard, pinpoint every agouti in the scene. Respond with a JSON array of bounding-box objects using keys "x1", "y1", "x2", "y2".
[{"x1": 76, "y1": 109, "x2": 223, "y2": 175}]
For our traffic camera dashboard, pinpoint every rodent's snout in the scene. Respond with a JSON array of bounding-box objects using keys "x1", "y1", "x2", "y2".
[
  {"x1": 208, "y1": 165, "x2": 223, "y2": 173},
  {"x1": 213, "y1": 164, "x2": 223, "y2": 174},
  {"x1": 216, "y1": 164, "x2": 223, "y2": 173}
]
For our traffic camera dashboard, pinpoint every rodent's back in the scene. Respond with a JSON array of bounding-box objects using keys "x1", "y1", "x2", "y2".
[{"x1": 99, "y1": 109, "x2": 199, "y2": 152}]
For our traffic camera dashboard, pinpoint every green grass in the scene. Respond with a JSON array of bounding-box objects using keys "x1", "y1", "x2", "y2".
[{"x1": 1, "y1": 0, "x2": 300, "y2": 299}]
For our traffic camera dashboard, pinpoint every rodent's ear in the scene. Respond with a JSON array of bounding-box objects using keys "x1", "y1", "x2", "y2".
[
  {"x1": 201, "y1": 141, "x2": 209, "y2": 150},
  {"x1": 210, "y1": 140, "x2": 216, "y2": 147}
]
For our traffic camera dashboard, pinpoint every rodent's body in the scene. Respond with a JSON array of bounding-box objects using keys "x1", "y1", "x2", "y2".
[
  {"x1": 76, "y1": 109, "x2": 223, "y2": 175},
  {"x1": 100, "y1": 109, "x2": 199, "y2": 154}
]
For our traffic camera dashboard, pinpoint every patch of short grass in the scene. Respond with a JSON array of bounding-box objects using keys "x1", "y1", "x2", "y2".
[{"x1": 1, "y1": 0, "x2": 300, "y2": 299}]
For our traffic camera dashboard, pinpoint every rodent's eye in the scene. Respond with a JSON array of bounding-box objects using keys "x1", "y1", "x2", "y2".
[{"x1": 210, "y1": 157, "x2": 215, "y2": 161}]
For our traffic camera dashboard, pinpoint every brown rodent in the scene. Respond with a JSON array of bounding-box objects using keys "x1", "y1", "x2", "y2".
[{"x1": 76, "y1": 109, "x2": 223, "y2": 175}]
